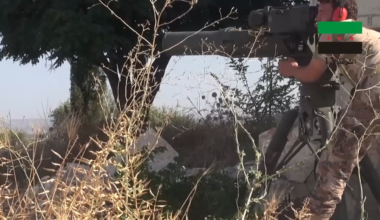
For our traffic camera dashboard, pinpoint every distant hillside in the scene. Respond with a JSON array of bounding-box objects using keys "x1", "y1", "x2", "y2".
[{"x1": 1, "y1": 119, "x2": 52, "y2": 134}]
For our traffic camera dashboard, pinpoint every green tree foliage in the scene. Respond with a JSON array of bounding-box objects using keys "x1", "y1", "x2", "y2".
[
  {"x1": 0, "y1": 129, "x2": 29, "y2": 147},
  {"x1": 207, "y1": 58, "x2": 299, "y2": 139},
  {"x1": 146, "y1": 163, "x2": 244, "y2": 220},
  {"x1": 0, "y1": 0, "x2": 162, "y2": 115},
  {"x1": 70, "y1": 63, "x2": 107, "y2": 121},
  {"x1": 49, "y1": 100, "x2": 71, "y2": 127},
  {"x1": 0, "y1": 0, "x2": 308, "y2": 124},
  {"x1": 234, "y1": 58, "x2": 299, "y2": 127}
]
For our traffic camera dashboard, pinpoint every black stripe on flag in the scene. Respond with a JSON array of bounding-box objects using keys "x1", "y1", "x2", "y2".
[{"x1": 318, "y1": 42, "x2": 362, "y2": 54}]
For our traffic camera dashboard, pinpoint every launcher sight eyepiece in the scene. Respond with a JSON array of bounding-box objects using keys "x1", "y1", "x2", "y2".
[
  {"x1": 248, "y1": 6, "x2": 317, "y2": 34},
  {"x1": 161, "y1": 5, "x2": 318, "y2": 62}
]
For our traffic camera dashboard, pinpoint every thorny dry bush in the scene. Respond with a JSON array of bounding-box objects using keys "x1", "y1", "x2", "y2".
[
  {"x1": 2, "y1": 0, "x2": 378, "y2": 219},
  {"x1": 168, "y1": 15, "x2": 314, "y2": 218},
  {"x1": 0, "y1": 0, "x2": 253, "y2": 219},
  {"x1": 195, "y1": 43, "x2": 309, "y2": 219},
  {"x1": 0, "y1": 0, "x2": 215, "y2": 219},
  {"x1": 0, "y1": 14, "x2": 308, "y2": 220},
  {"x1": 0, "y1": 1, "x2": 309, "y2": 218}
]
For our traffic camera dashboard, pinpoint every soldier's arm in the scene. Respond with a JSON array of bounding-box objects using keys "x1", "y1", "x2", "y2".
[
  {"x1": 289, "y1": 34, "x2": 331, "y2": 83},
  {"x1": 291, "y1": 56, "x2": 328, "y2": 83}
]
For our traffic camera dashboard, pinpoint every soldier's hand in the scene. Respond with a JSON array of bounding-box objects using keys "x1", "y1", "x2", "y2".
[{"x1": 279, "y1": 58, "x2": 299, "y2": 77}]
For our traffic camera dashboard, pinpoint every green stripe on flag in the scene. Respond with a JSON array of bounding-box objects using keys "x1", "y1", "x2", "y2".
[{"x1": 318, "y1": 21, "x2": 362, "y2": 34}]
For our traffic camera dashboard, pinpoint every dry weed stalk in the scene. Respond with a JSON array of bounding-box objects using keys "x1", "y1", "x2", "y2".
[
  {"x1": 6, "y1": 0, "x2": 377, "y2": 219},
  {"x1": 0, "y1": 0, "x2": 237, "y2": 219}
]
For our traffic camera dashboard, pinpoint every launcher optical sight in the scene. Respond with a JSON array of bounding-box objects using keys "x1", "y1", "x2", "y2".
[{"x1": 161, "y1": 5, "x2": 318, "y2": 64}]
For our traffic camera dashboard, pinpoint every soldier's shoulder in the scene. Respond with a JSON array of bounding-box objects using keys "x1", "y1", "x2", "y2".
[
  {"x1": 350, "y1": 27, "x2": 380, "y2": 41},
  {"x1": 363, "y1": 27, "x2": 380, "y2": 35}
]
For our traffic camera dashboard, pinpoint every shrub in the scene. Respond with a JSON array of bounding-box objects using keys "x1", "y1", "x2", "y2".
[
  {"x1": 0, "y1": 129, "x2": 30, "y2": 148},
  {"x1": 145, "y1": 161, "x2": 247, "y2": 219}
]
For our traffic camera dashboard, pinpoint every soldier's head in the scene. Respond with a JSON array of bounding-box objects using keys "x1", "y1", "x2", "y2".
[{"x1": 315, "y1": 0, "x2": 358, "y2": 21}]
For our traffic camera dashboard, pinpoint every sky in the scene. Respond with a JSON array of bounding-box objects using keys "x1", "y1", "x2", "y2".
[{"x1": 0, "y1": 56, "x2": 263, "y2": 120}]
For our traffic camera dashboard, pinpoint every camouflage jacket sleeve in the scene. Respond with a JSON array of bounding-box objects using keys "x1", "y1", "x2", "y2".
[{"x1": 338, "y1": 30, "x2": 380, "y2": 87}]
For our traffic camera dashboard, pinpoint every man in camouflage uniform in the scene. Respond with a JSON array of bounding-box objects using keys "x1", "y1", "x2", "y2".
[{"x1": 278, "y1": 0, "x2": 380, "y2": 219}]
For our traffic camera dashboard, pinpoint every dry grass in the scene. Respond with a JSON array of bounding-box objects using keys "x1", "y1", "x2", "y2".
[
  {"x1": 0, "y1": 113, "x2": 171, "y2": 219},
  {"x1": 0, "y1": 111, "x2": 310, "y2": 220},
  {"x1": 0, "y1": 0, "x2": 318, "y2": 219}
]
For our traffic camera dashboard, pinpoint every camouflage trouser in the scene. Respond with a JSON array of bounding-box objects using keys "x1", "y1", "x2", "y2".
[{"x1": 309, "y1": 79, "x2": 380, "y2": 218}]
